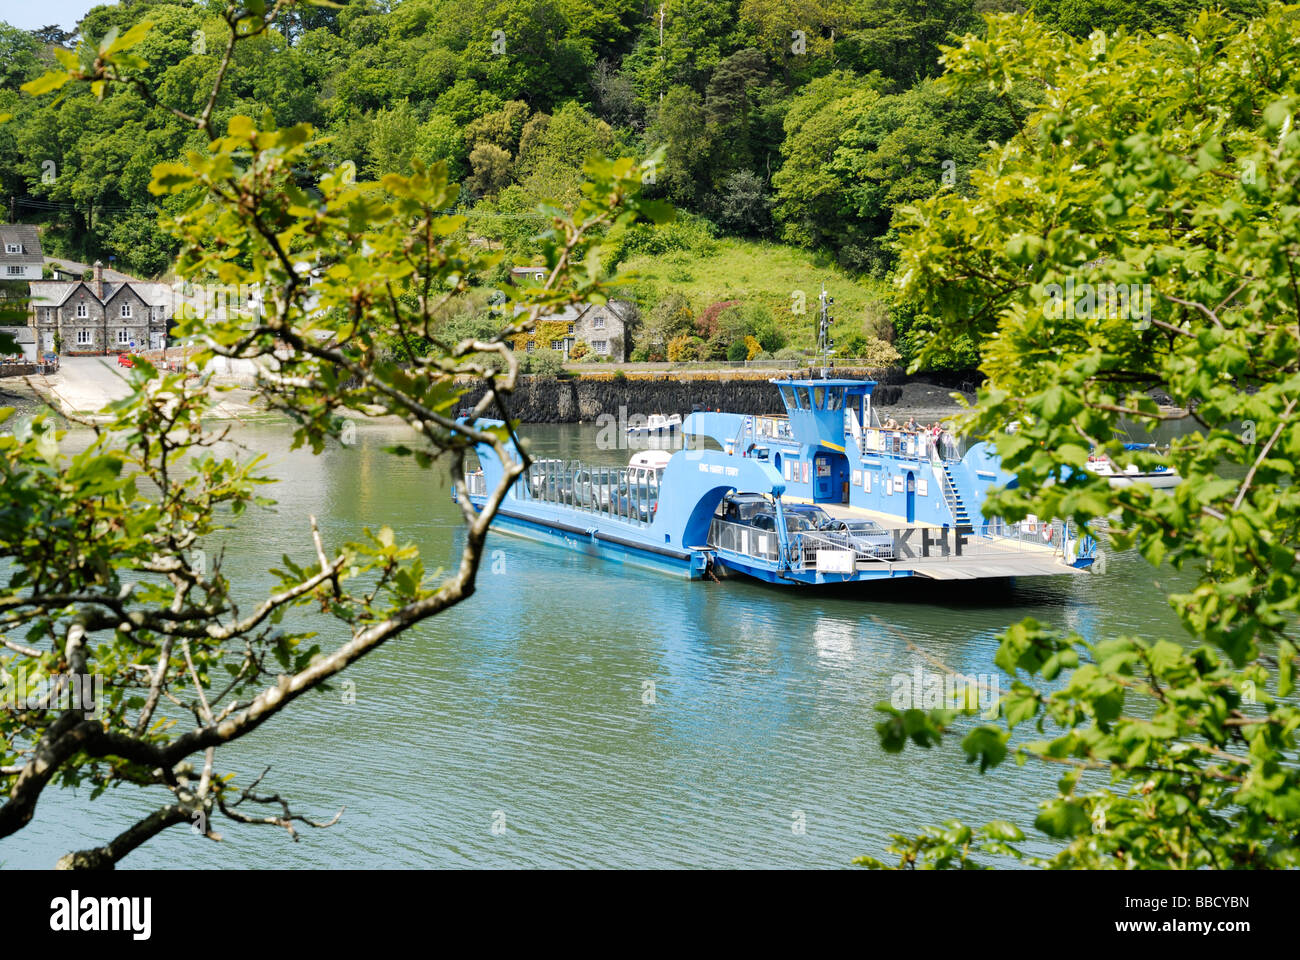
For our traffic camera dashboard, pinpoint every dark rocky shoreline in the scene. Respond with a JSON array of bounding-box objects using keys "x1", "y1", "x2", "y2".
[{"x1": 458, "y1": 368, "x2": 979, "y2": 424}]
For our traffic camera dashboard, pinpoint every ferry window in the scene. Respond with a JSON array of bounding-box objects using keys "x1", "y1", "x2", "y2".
[
  {"x1": 826, "y1": 389, "x2": 842, "y2": 411},
  {"x1": 779, "y1": 385, "x2": 795, "y2": 407},
  {"x1": 795, "y1": 387, "x2": 810, "y2": 409},
  {"x1": 813, "y1": 386, "x2": 825, "y2": 409}
]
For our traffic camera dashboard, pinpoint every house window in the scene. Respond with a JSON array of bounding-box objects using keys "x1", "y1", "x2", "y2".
[
  {"x1": 5, "y1": 266, "x2": 20, "y2": 276},
  {"x1": 592, "y1": 340, "x2": 609, "y2": 353},
  {"x1": 4, "y1": 243, "x2": 19, "y2": 254},
  {"x1": 117, "y1": 329, "x2": 130, "y2": 345},
  {"x1": 120, "y1": 303, "x2": 132, "y2": 318},
  {"x1": 76, "y1": 302, "x2": 88, "y2": 318},
  {"x1": 76, "y1": 329, "x2": 91, "y2": 345},
  {"x1": 525, "y1": 341, "x2": 535, "y2": 353},
  {"x1": 567, "y1": 323, "x2": 574, "y2": 334},
  {"x1": 592, "y1": 315, "x2": 605, "y2": 329},
  {"x1": 550, "y1": 339, "x2": 563, "y2": 349}
]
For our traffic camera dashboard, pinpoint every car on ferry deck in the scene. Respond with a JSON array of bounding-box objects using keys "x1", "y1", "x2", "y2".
[
  {"x1": 748, "y1": 510, "x2": 821, "y2": 534},
  {"x1": 821, "y1": 517, "x2": 894, "y2": 558},
  {"x1": 782, "y1": 503, "x2": 833, "y2": 529},
  {"x1": 717, "y1": 492, "x2": 772, "y2": 524}
]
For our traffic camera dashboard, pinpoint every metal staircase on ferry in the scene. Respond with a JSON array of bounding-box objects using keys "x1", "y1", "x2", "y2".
[{"x1": 930, "y1": 445, "x2": 971, "y2": 529}]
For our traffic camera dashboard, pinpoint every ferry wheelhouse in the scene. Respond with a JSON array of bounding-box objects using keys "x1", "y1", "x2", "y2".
[{"x1": 456, "y1": 378, "x2": 1099, "y2": 586}]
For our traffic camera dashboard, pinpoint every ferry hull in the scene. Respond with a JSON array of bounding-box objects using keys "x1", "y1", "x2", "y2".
[
  {"x1": 1099, "y1": 472, "x2": 1181, "y2": 489},
  {"x1": 713, "y1": 556, "x2": 918, "y2": 585},
  {"x1": 477, "y1": 503, "x2": 707, "y2": 580}
]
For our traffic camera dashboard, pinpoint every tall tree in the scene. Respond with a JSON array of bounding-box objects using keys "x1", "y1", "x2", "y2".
[
  {"x1": 4, "y1": 0, "x2": 668, "y2": 867},
  {"x1": 863, "y1": 6, "x2": 1300, "y2": 869}
]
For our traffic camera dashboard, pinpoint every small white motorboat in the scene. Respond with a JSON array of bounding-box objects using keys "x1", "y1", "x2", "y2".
[
  {"x1": 1085, "y1": 453, "x2": 1181, "y2": 488},
  {"x1": 627, "y1": 413, "x2": 682, "y2": 435}
]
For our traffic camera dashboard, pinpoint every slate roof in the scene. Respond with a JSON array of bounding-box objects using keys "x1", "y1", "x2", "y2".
[
  {"x1": 0, "y1": 225, "x2": 43, "y2": 265},
  {"x1": 28, "y1": 281, "x2": 78, "y2": 308},
  {"x1": 27, "y1": 280, "x2": 175, "y2": 312}
]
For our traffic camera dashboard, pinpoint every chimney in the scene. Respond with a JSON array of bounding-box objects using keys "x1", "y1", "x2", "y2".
[{"x1": 93, "y1": 261, "x2": 103, "y2": 299}]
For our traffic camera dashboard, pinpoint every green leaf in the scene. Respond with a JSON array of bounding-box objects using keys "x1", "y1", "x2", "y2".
[
  {"x1": 1034, "y1": 800, "x2": 1090, "y2": 838},
  {"x1": 22, "y1": 70, "x2": 73, "y2": 97},
  {"x1": 962, "y1": 725, "x2": 1009, "y2": 772}
]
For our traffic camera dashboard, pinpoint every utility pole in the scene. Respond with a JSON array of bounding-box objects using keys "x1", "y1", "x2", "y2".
[
  {"x1": 658, "y1": 3, "x2": 666, "y2": 103},
  {"x1": 817, "y1": 282, "x2": 835, "y2": 377}
]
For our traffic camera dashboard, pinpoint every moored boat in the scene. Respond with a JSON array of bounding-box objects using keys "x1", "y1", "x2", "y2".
[
  {"x1": 1085, "y1": 445, "x2": 1182, "y2": 489},
  {"x1": 626, "y1": 413, "x2": 682, "y2": 435}
]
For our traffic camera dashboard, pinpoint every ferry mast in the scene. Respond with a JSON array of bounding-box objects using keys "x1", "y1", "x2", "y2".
[{"x1": 816, "y1": 282, "x2": 835, "y2": 376}]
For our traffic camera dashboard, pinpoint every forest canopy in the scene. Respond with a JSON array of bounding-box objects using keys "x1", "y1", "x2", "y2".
[{"x1": 0, "y1": 0, "x2": 1268, "y2": 367}]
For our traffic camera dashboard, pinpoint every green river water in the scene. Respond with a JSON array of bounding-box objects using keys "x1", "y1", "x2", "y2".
[{"x1": 3, "y1": 419, "x2": 1197, "y2": 868}]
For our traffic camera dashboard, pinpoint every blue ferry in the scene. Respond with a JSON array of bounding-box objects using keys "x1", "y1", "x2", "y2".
[{"x1": 456, "y1": 377, "x2": 1097, "y2": 585}]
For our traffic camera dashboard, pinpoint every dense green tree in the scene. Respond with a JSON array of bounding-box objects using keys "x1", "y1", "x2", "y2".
[
  {"x1": 1026, "y1": 0, "x2": 1262, "y2": 34},
  {"x1": 3, "y1": 1, "x2": 666, "y2": 867},
  {"x1": 481, "y1": 0, "x2": 596, "y2": 109},
  {"x1": 366, "y1": 100, "x2": 422, "y2": 176},
  {"x1": 866, "y1": 6, "x2": 1300, "y2": 869},
  {"x1": 620, "y1": 0, "x2": 740, "y2": 98},
  {"x1": 770, "y1": 70, "x2": 880, "y2": 256},
  {"x1": 415, "y1": 112, "x2": 470, "y2": 181},
  {"x1": 515, "y1": 101, "x2": 616, "y2": 206},
  {"x1": 645, "y1": 85, "x2": 713, "y2": 206},
  {"x1": 467, "y1": 142, "x2": 514, "y2": 197},
  {"x1": 738, "y1": 0, "x2": 858, "y2": 76},
  {"x1": 840, "y1": 0, "x2": 980, "y2": 86},
  {"x1": 0, "y1": 23, "x2": 42, "y2": 90},
  {"x1": 714, "y1": 169, "x2": 771, "y2": 235},
  {"x1": 465, "y1": 99, "x2": 531, "y2": 155}
]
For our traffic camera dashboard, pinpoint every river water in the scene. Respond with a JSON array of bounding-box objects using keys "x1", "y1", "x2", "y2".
[{"x1": 3, "y1": 420, "x2": 1196, "y2": 868}]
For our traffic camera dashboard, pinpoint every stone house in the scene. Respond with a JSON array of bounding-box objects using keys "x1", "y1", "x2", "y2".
[
  {"x1": 513, "y1": 301, "x2": 632, "y2": 361},
  {"x1": 28, "y1": 262, "x2": 170, "y2": 356},
  {"x1": 0, "y1": 225, "x2": 43, "y2": 281},
  {"x1": 507, "y1": 265, "x2": 632, "y2": 360}
]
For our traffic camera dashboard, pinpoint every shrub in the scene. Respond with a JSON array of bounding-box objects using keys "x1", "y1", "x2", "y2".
[
  {"x1": 521, "y1": 350, "x2": 565, "y2": 377},
  {"x1": 744, "y1": 335, "x2": 762, "y2": 360},
  {"x1": 774, "y1": 347, "x2": 805, "y2": 362},
  {"x1": 612, "y1": 212, "x2": 718, "y2": 262},
  {"x1": 667, "y1": 334, "x2": 706, "y2": 362},
  {"x1": 637, "y1": 293, "x2": 695, "y2": 357},
  {"x1": 704, "y1": 334, "x2": 729, "y2": 360},
  {"x1": 726, "y1": 340, "x2": 749, "y2": 362},
  {"x1": 856, "y1": 337, "x2": 902, "y2": 366},
  {"x1": 570, "y1": 340, "x2": 590, "y2": 360},
  {"x1": 696, "y1": 300, "x2": 742, "y2": 340}
]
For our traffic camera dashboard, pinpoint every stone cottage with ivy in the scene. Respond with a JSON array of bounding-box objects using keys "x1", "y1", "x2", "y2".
[
  {"x1": 510, "y1": 301, "x2": 631, "y2": 361},
  {"x1": 28, "y1": 262, "x2": 171, "y2": 356}
]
